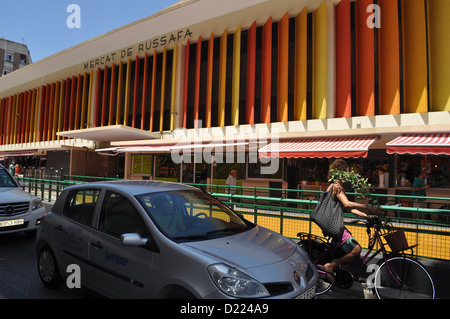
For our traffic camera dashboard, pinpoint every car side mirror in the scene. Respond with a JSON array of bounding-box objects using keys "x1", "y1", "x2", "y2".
[
  {"x1": 120, "y1": 233, "x2": 148, "y2": 246},
  {"x1": 120, "y1": 233, "x2": 160, "y2": 252}
]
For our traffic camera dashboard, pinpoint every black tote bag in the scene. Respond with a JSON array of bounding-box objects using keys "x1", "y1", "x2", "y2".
[{"x1": 310, "y1": 186, "x2": 345, "y2": 239}]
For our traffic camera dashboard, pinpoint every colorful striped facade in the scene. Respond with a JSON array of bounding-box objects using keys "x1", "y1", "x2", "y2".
[{"x1": 0, "y1": 0, "x2": 449, "y2": 179}]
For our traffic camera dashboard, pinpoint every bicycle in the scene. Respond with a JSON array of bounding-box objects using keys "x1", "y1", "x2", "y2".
[{"x1": 298, "y1": 216, "x2": 436, "y2": 299}]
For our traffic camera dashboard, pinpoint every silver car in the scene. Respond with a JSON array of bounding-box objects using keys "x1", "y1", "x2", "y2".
[
  {"x1": 36, "y1": 180, "x2": 317, "y2": 299},
  {"x1": 0, "y1": 164, "x2": 46, "y2": 235}
]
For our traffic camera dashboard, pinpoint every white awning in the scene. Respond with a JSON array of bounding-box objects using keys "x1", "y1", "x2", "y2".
[{"x1": 57, "y1": 125, "x2": 161, "y2": 142}]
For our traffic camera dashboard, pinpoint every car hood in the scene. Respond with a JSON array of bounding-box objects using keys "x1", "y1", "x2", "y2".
[
  {"x1": 182, "y1": 226, "x2": 296, "y2": 269},
  {"x1": 0, "y1": 187, "x2": 34, "y2": 203}
]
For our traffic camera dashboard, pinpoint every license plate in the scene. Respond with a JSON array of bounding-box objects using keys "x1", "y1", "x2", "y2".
[
  {"x1": 295, "y1": 285, "x2": 316, "y2": 299},
  {"x1": 0, "y1": 219, "x2": 25, "y2": 228}
]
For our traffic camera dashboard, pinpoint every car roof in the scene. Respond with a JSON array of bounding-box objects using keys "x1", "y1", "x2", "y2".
[{"x1": 66, "y1": 180, "x2": 198, "y2": 196}]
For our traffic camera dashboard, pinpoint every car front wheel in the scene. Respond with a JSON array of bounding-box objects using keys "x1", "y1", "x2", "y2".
[{"x1": 38, "y1": 246, "x2": 63, "y2": 289}]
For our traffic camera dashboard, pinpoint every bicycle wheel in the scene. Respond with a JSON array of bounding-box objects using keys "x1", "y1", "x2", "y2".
[
  {"x1": 298, "y1": 239, "x2": 333, "y2": 295},
  {"x1": 374, "y1": 257, "x2": 435, "y2": 299}
]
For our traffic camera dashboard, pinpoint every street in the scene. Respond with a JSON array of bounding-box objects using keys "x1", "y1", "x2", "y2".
[
  {"x1": 0, "y1": 232, "x2": 98, "y2": 299},
  {"x1": 0, "y1": 231, "x2": 361, "y2": 299}
]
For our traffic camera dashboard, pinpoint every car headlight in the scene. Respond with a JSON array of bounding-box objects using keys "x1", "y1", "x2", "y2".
[
  {"x1": 207, "y1": 264, "x2": 270, "y2": 298},
  {"x1": 32, "y1": 198, "x2": 43, "y2": 211}
]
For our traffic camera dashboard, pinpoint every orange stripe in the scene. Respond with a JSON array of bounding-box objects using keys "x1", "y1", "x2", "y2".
[
  {"x1": 261, "y1": 17, "x2": 272, "y2": 123},
  {"x1": 278, "y1": 13, "x2": 289, "y2": 122},
  {"x1": 402, "y1": 0, "x2": 428, "y2": 113},
  {"x1": 379, "y1": 0, "x2": 400, "y2": 115}
]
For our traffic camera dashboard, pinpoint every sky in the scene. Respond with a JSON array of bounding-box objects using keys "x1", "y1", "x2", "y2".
[{"x1": 1, "y1": 0, "x2": 180, "y2": 62}]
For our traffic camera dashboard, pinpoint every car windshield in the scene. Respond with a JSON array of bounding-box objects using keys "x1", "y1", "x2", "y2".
[
  {"x1": 0, "y1": 168, "x2": 18, "y2": 188},
  {"x1": 136, "y1": 189, "x2": 253, "y2": 242}
]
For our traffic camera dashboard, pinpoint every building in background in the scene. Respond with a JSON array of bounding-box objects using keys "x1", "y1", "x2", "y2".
[
  {"x1": 0, "y1": 0, "x2": 449, "y2": 198},
  {"x1": 0, "y1": 38, "x2": 32, "y2": 77}
]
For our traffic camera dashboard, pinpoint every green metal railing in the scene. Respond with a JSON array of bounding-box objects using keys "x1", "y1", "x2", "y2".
[{"x1": 15, "y1": 176, "x2": 450, "y2": 261}]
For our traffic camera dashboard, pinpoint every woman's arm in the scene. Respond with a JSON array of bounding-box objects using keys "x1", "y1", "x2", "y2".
[{"x1": 334, "y1": 183, "x2": 383, "y2": 218}]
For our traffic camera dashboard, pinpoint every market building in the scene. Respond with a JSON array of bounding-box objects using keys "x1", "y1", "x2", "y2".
[{"x1": 0, "y1": 0, "x2": 449, "y2": 199}]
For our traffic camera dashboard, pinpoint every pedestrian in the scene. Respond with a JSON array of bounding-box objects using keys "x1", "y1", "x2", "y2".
[
  {"x1": 321, "y1": 159, "x2": 383, "y2": 284},
  {"x1": 412, "y1": 167, "x2": 429, "y2": 201},
  {"x1": 9, "y1": 162, "x2": 15, "y2": 175},
  {"x1": 225, "y1": 170, "x2": 239, "y2": 205},
  {"x1": 411, "y1": 167, "x2": 430, "y2": 217},
  {"x1": 225, "y1": 169, "x2": 238, "y2": 195}
]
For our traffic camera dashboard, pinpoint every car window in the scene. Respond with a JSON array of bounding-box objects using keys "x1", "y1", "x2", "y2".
[
  {"x1": 98, "y1": 191, "x2": 147, "y2": 238},
  {"x1": 63, "y1": 189, "x2": 100, "y2": 226},
  {"x1": 137, "y1": 190, "x2": 251, "y2": 242},
  {"x1": 0, "y1": 168, "x2": 17, "y2": 187}
]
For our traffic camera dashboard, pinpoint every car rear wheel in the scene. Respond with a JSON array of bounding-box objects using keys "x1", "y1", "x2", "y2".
[{"x1": 38, "y1": 246, "x2": 63, "y2": 288}]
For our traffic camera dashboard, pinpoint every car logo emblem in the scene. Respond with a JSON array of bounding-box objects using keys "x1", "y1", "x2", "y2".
[{"x1": 5, "y1": 205, "x2": 15, "y2": 215}]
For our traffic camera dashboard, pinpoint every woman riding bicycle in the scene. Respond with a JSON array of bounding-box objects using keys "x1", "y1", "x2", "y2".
[{"x1": 323, "y1": 159, "x2": 384, "y2": 284}]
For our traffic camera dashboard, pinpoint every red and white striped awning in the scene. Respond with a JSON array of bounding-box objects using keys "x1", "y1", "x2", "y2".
[
  {"x1": 386, "y1": 133, "x2": 450, "y2": 155},
  {"x1": 259, "y1": 136, "x2": 376, "y2": 159}
]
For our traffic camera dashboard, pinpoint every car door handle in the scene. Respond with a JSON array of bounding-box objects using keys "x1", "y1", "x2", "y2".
[
  {"x1": 54, "y1": 225, "x2": 63, "y2": 232},
  {"x1": 90, "y1": 241, "x2": 103, "y2": 249}
]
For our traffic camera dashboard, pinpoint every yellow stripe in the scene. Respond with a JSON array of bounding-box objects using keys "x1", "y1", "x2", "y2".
[
  {"x1": 428, "y1": 0, "x2": 450, "y2": 111},
  {"x1": 313, "y1": 2, "x2": 327, "y2": 119},
  {"x1": 160, "y1": 47, "x2": 167, "y2": 132},
  {"x1": 170, "y1": 44, "x2": 178, "y2": 130},
  {"x1": 124, "y1": 58, "x2": 132, "y2": 126},
  {"x1": 294, "y1": 8, "x2": 308, "y2": 121},
  {"x1": 402, "y1": 0, "x2": 428, "y2": 113},
  {"x1": 218, "y1": 30, "x2": 227, "y2": 127},
  {"x1": 232, "y1": 26, "x2": 241, "y2": 126}
]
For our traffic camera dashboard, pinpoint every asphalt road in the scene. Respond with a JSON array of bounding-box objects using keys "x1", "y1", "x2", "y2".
[
  {"x1": 0, "y1": 231, "x2": 98, "y2": 299},
  {"x1": 0, "y1": 231, "x2": 362, "y2": 299}
]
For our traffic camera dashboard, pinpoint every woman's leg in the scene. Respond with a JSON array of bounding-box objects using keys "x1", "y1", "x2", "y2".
[{"x1": 323, "y1": 244, "x2": 361, "y2": 284}]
